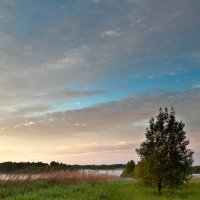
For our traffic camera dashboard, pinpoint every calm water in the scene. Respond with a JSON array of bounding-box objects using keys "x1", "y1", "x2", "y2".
[
  {"x1": 193, "y1": 173, "x2": 200, "y2": 177},
  {"x1": 0, "y1": 169, "x2": 123, "y2": 180},
  {"x1": 82, "y1": 169, "x2": 123, "y2": 176},
  {"x1": 0, "y1": 170, "x2": 199, "y2": 180}
]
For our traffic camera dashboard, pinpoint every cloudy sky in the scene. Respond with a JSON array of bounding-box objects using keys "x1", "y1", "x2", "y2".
[{"x1": 0, "y1": 0, "x2": 200, "y2": 165}]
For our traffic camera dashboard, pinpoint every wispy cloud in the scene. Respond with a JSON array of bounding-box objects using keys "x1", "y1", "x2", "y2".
[
  {"x1": 14, "y1": 121, "x2": 37, "y2": 128},
  {"x1": 101, "y1": 29, "x2": 122, "y2": 37},
  {"x1": 193, "y1": 84, "x2": 200, "y2": 88},
  {"x1": 41, "y1": 141, "x2": 136, "y2": 156}
]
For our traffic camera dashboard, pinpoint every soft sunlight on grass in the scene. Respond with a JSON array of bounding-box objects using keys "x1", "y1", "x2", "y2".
[{"x1": 0, "y1": 171, "x2": 199, "y2": 200}]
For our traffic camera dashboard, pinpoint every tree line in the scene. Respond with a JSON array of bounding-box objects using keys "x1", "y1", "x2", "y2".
[
  {"x1": 0, "y1": 161, "x2": 125, "y2": 173},
  {"x1": 192, "y1": 165, "x2": 200, "y2": 174}
]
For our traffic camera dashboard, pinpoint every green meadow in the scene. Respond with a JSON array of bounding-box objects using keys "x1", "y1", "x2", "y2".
[{"x1": 0, "y1": 173, "x2": 200, "y2": 200}]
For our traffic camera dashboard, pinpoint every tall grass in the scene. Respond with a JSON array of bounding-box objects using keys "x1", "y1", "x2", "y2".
[
  {"x1": 0, "y1": 171, "x2": 199, "y2": 199},
  {"x1": 0, "y1": 170, "x2": 117, "y2": 199},
  {"x1": 0, "y1": 169, "x2": 117, "y2": 186}
]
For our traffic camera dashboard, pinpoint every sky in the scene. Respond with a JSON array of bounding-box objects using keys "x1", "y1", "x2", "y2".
[{"x1": 0, "y1": 0, "x2": 200, "y2": 165}]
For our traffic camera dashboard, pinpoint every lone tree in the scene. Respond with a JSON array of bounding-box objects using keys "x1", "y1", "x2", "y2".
[{"x1": 136, "y1": 107, "x2": 193, "y2": 192}]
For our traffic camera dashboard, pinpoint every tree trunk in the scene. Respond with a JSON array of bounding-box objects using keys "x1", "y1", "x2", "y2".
[{"x1": 157, "y1": 178, "x2": 162, "y2": 193}]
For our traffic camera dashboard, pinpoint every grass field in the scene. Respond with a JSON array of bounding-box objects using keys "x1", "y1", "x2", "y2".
[{"x1": 0, "y1": 172, "x2": 200, "y2": 200}]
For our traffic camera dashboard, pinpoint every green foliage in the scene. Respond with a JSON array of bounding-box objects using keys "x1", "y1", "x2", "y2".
[
  {"x1": 1, "y1": 179, "x2": 200, "y2": 200},
  {"x1": 121, "y1": 160, "x2": 135, "y2": 177},
  {"x1": 192, "y1": 166, "x2": 200, "y2": 174},
  {"x1": 135, "y1": 160, "x2": 153, "y2": 185},
  {"x1": 0, "y1": 162, "x2": 49, "y2": 173},
  {"x1": 136, "y1": 107, "x2": 194, "y2": 192},
  {"x1": 0, "y1": 162, "x2": 125, "y2": 173}
]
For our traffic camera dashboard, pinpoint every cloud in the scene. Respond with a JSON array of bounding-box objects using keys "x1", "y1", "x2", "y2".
[
  {"x1": 14, "y1": 120, "x2": 37, "y2": 128},
  {"x1": 0, "y1": 0, "x2": 199, "y2": 110},
  {"x1": 101, "y1": 29, "x2": 122, "y2": 37},
  {"x1": 38, "y1": 141, "x2": 136, "y2": 156},
  {"x1": 132, "y1": 119, "x2": 148, "y2": 127},
  {"x1": 48, "y1": 88, "x2": 106, "y2": 99},
  {"x1": 5, "y1": 87, "x2": 200, "y2": 139},
  {"x1": 1, "y1": 0, "x2": 199, "y2": 80},
  {"x1": 3, "y1": 0, "x2": 18, "y2": 6},
  {"x1": 92, "y1": 0, "x2": 101, "y2": 3},
  {"x1": 193, "y1": 84, "x2": 200, "y2": 88},
  {"x1": 42, "y1": 46, "x2": 89, "y2": 72},
  {"x1": 191, "y1": 52, "x2": 200, "y2": 58}
]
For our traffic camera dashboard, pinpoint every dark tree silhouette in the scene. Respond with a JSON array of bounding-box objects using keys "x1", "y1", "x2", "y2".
[
  {"x1": 121, "y1": 160, "x2": 135, "y2": 177},
  {"x1": 136, "y1": 107, "x2": 193, "y2": 192}
]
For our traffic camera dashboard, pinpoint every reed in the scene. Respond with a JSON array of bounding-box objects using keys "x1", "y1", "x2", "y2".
[{"x1": 0, "y1": 169, "x2": 117, "y2": 187}]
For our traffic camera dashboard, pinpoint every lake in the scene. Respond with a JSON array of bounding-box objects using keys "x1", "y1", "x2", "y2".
[
  {"x1": 0, "y1": 170, "x2": 199, "y2": 180},
  {"x1": 82, "y1": 169, "x2": 123, "y2": 176}
]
